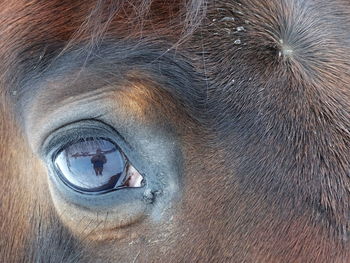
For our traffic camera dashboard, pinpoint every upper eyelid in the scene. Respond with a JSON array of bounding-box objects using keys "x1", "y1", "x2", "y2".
[
  {"x1": 40, "y1": 119, "x2": 131, "y2": 160},
  {"x1": 18, "y1": 43, "x2": 202, "y2": 126}
]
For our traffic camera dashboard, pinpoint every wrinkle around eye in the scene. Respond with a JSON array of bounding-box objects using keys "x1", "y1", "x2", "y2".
[{"x1": 20, "y1": 64, "x2": 187, "y2": 236}]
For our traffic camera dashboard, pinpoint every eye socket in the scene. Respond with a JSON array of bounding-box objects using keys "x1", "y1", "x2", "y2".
[{"x1": 54, "y1": 137, "x2": 144, "y2": 194}]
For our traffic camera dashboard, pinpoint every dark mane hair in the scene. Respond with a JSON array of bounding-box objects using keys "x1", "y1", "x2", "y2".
[{"x1": 0, "y1": 0, "x2": 207, "y2": 99}]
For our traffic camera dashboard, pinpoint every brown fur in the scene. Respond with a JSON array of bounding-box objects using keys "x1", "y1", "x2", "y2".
[{"x1": 1, "y1": 0, "x2": 350, "y2": 262}]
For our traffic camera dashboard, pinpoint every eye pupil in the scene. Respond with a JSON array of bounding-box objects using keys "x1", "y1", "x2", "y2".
[{"x1": 54, "y1": 138, "x2": 143, "y2": 194}]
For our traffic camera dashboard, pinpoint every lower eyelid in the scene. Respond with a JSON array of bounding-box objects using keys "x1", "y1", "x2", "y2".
[{"x1": 48, "y1": 175, "x2": 150, "y2": 235}]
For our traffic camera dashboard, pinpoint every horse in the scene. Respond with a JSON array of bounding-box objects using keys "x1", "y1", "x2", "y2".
[{"x1": 1, "y1": 0, "x2": 350, "y2": 262}]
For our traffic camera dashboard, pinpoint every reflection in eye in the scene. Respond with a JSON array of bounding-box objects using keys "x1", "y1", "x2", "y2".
[{"x1": 54, "y1": 138, "x2": 144, "y2": 194}]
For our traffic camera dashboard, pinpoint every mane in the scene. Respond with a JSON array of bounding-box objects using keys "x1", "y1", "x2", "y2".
[{"x1": 0, "y1": 0, "x2": 207, "y2": 98}]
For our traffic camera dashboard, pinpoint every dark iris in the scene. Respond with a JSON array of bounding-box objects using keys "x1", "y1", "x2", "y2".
[{"x1": 54, "y1": 137, "x2": 144, "y2": 194}]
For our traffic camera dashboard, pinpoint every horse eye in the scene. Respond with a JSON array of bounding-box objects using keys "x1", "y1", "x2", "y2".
[{"x1": 53, "y1": 137, "x2": 144, "y2": 194}]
